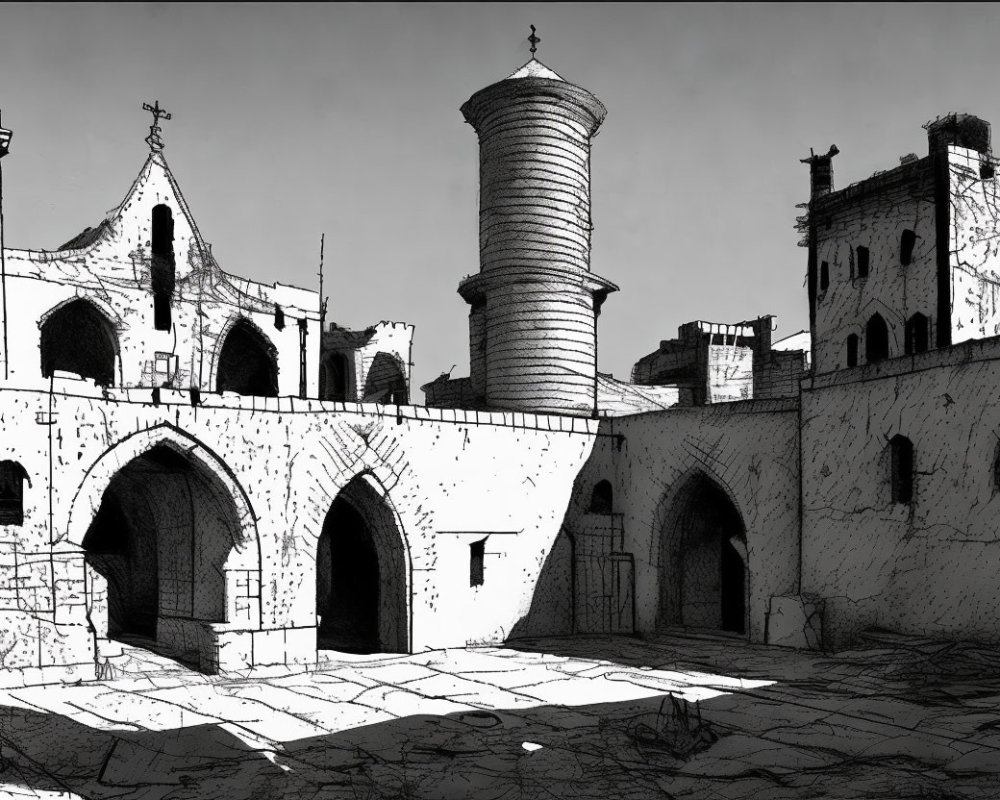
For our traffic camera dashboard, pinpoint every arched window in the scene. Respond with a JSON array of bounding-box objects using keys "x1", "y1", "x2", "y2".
[
  {"x1": 216, "y1": 319, "x2": 278, "y2": 397},
  {"x1": 900, "y1": 229, "x2": 917, "y2": 266},
  {"x1": 890, "y1": 435, "x2": 914, "y2": 504},
  {"x1": 151, "y1": 205, "x2": 175, "y2": 331},
  {"x1": 40, "y1": 299, "x2": 119, "y2": 386},
  {"x1": 905, "y1": 313, "x2": 929, "y2": 355},
  {"x1": 362, "y1": 352, "x2": 408, "y2": 405},
  {"x1": 0, "y1": 461, "x2": 28, "y2": 526},
  {"x1": 846, "y1": 334, "x2": 859, "y2": 368},
  {"x1": 589, "y1": 480, "x2": 613, "y2": 515},
  {"x1": 865, "y1": 313, "x2": 890, "y2": 363}
]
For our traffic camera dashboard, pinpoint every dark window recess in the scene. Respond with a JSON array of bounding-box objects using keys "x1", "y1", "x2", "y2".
[
  {"x1": 274, "y1": 305, "x2": 285, "y2": 330},
  {"x1": 865, "y1": 313, "x2": 889, "y2": 363},
  {"x1": 820, "y1": 261, "x2": 830, "y2": 292},
  {"x1": 982, "y1": 163, "x2": 996, "y2": 180},
  {"x1": 905, "y1": 313, "x2": 929, "y2": 355},
  {"x1": 856, "y1": 246, "x2": 870, "y2": 279},
  {"x1": 589, "y1": 480, "x2": 613, "y2": 514},
  {"x1": 470, "y1": 539, "x2": 486, "y2": 587},
  {"x1": 993, "y1": 443, "x2": 1000, "y2": 491},
  {"x1": 846, "y1": 334, "x2": 859, "y2": 368},
  {"x1": 40, "y1": 299, "x2": 119, "y2": 386},
  {"x1": 900, "y1": 229, "x2": 917, "y2": 266},
  {"x1": 216, "y1": 319, "x2": 279, "y2": 397},
  {"x1": 151, "y1": 205, "x2": 176, "y2": 331},
  {"x1": 0, "y1": 461, "x2": 28, "y2": 526},
  {"x1": 890, "y1": 435, "x2": 914, "y2": 504}
]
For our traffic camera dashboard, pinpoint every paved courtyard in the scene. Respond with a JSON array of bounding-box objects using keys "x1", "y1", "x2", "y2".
[{"x1": 1, "y1": 631, "x2": 999, "y2": 798}]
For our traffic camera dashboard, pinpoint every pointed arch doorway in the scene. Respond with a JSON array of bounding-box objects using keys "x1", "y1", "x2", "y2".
[
  {"x1": 316, "y1": 474, "x2": 410, "y2": 654},
  {"x1": 660, "y1": 473, "x2": 749, "y2": 635}
]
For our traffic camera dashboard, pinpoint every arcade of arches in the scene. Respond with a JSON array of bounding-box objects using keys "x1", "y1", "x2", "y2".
[{"x1": 660, "y1": 473, "x2": 749, "y2": 635}]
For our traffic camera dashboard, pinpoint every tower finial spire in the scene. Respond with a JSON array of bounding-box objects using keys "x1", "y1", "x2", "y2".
[
  {"x1": 142, "y1": 100, "x2": 172, "y2": 152},
  {"x1": 528, "y1": 25, "x2": 540, "y2": 57}
]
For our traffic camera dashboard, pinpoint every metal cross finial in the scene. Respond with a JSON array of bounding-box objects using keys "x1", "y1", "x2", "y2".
[
  {"x1": 142, "y1": 100, "x2": 171, "y2": 127},
  {"x1": 142, "y1": 100, "x2": 172, "y2": 151},
  {"x1": 528, "y1": 25, "x2": 540, "y2": 57}
]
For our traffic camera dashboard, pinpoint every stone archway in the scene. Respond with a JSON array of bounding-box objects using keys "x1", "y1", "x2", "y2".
[
  {"x1": 316, "y1": 473, "x2": 409, "y2": 654},
  {"x1": 659, "y1": 472, "x2": 749, "y2": 635},
  {"x1": 68, "y1": 426, "x2": 261, "y2": 673},
  {"x1": 215, "y1": 318, "x2": 278, "y2": 397},
  {"x1": 39, "y1": 298, "x2": 119, "y2": 386}
]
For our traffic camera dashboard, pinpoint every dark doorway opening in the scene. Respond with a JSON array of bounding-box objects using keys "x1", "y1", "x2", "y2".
[
  {"x1": 216, "y1": 319, "x2": 278, "y2": 397},
  {"x1": 40, "y1": 299, "x2": 118, "y2": 386},
  {"x1": 322, "y1": 352, "x2": 350, "y2": 402},
  {"x1": 660, "y1": 474, "x2": 748, "y2": 635},
  {"x1": 316, "y1": 475, "x2": 409, "y2": 655},
  {"x1": 81, "y1": 444, "x2": 241, "y2": 671},
  {"x1": 317, "y1": 497, "x2": 380, "y2": 653}
]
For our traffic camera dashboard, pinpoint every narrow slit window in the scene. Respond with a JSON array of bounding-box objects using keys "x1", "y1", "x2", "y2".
[
  {"x1": 274, "y1": 305, "x2": 285, "y2": 330},
  {"x1": 905, "y1": 313, "x2": 929, "y2": 355},
  {"x1": 846, "y1": 334, "x2": 859, "y2": 368},
  {"x1": 151, "y1": 204, "x2": 176, "y2": 331},
  {"x1": 470, "y1": 538, "x2": 486, "y2": 587},
  {"x1": 900, "y1": 230, "x2": 916, "y2": 266},
  {"x1": 890, "y1": 435, "x2": 914, "y2": 504},
  {"x1": 856, "y1": 246, "x2": 870, "y2": 279},
  {"x1": 820, "y1": 261, "x2": 830, "y2": 292}
]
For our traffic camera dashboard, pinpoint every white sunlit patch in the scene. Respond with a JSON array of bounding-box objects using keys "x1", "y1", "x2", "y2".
[{"x1": 522, "y1": 741, "x2": 544, "y2": 752}]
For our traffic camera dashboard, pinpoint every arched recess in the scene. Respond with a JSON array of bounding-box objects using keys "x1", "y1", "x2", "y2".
[
  {"x1": 362, "y1": 352, "x2": 408, "y2": 404},
  {"x1": 39, "y1": 298, "x2": 120, "y2": 386},
  {"x1": 215, "y1": 317, "x2": 279, "y2": 397},
  {"x1": 865, "y1": 313, "x2": 890, "y2": 363},
  {"x1": 658, "y1": 471, "x2": 749, "y2": 635},
  {"x1": 65, "y1": 424, "x2": 261, "y2": 672},
  {"x1": 316, "y1": 471, "x2": 411, "y2": 654},
  {"x1": 589, "y1": 479, "x2": 614, "y2": 515}
]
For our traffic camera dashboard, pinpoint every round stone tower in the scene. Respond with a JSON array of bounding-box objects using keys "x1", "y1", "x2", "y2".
[{"x1": 459, "y1": 57, "x2": 618, "y2": 417}]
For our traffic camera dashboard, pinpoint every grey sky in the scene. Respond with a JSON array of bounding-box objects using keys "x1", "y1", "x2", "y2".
[{"x1": 1, "y1": 3, "x2": 995, "y2": 394}]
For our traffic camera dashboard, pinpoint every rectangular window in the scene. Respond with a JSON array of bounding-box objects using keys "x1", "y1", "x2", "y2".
[
  {"x1": 0, "y1": 462, "x2": 27, "y2": 526},
  {"x1": 470, "y1": 539, "x2": 485, "y2": 587},
  {"x1": 820, "y1": 261, "x2": 830, "y2": 292},
  {"x1": 856, "y1": 246, "x2": 870, "y2": 279}
]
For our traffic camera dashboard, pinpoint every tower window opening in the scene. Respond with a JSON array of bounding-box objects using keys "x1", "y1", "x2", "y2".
[
  {"x1": 274, "y1": 305, "x2": 285, "y2": 331},
  {"x1": 846, "y1": 334, "x2": 859, "y2": 368},
  {"x1": 856, "y1": 246, "x2": 870, "y2": 279},
  {"x1": 820, "y1": 261, "x2": 830, "y2": 292},
  {"x1": 900, "y1": 229, "x2": 917, "y2": 266},
  {"x1": 905, "y1": 313, "x2": 929, "y2": 355},
  {"x1": 890, "y1": 435, "x2": 914, "y2": 504},
  {"x1": 865, "y1": 313, "x2": 889, "y2": 363}
]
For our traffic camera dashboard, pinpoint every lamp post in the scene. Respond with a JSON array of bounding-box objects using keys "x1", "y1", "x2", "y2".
[{"x1": 0, "y1": 112, "x2": 11, "y2": 380}]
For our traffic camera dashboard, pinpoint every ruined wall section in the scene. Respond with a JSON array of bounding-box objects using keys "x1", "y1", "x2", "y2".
[
  {"x1": 0, "y1": 153, "x2": 320, "y2": 397},
  {"x1": 801, "y1": 337, "x2": 1000, "y2": 648},
  {"x1": 810, "y1": 161, "x2": 937, "y2": 373},
  {"x1": 948, "y1": 146, "x2": 1000, "y2": 344}
]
